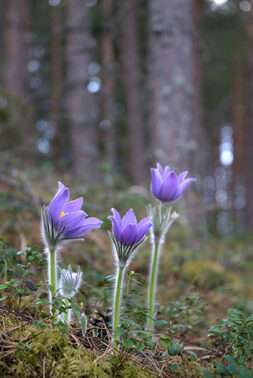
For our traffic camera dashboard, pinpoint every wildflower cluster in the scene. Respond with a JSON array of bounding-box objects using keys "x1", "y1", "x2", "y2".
[{"x1": 40, "y1": 163, "x2": 195, "y2": 344}]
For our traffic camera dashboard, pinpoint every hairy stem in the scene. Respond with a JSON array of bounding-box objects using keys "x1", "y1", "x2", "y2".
[
  {"x1": 64, "y1": 298, "x2": 70, "y2": 323},
  {"x1": 113, "y1": 265, "x2": 125, "y2": 343},
  {"x1": 49, "y1": 249, "x2": 57, "y2": 318},
  {"x1": 147, "y1": 241, "x2": 161, "y2": 335}
]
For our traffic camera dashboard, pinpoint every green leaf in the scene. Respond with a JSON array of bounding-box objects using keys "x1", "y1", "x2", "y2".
[
  {"x1": 81, "y1": 313, "x2": 87, "y2": 337},
  {"x1": 167, "y1": 341, "x2": 184, "y2": 356},
  {"x1": 122, "y1": 339, "x2": 134, "y2": 349},
  {"x1": 72, "y1": 303, "x2": 80, "y2": 312},
  {"x1": 16, "y1": 263, "x2": 26, "y2": 270},
  {"x1": 169, "y1": 364, "x2": 179, "y2": 372},
  {"x1": 130, "y1": 278, "x2": 142, "y2": 286},
  {"x1": 185, "y1": 350, "x2": 197, "y2": 360},
  {"x1": 160, "y1": 336, "x2": 170, "y2": 344},
  {"x1": 73, "y1": 310, "x2": 81, "y2": 326},
  {"x1": 155, "y1": 319, "x2": 169, "y2": 327},
  {"x1": 136, "y1": 343, "x2": 145, "y2": 352},
  {"x1": 0, "y1": 284, "x2": 8, "y2": 290},
  {"x1": 198, "y1": 368, "x2": 212, "y2": 378},
  {"x1": 33, "y1": 320, "x2": 46, "y2": 329},
  {"x1": 113, "y1": 327, "x2": 126, "y2": 338},
  {"x1": 16, "y1": 288, "x2": 27, "y2": 295},
  {"x1": 227, "y1": 308, "x2": 245, "y2": 319},
  {"x1": 104, "y1": 275, "x2": 116, "y2": 283},
  {"x1": 35, "y1": 298, "x2": 49, "y2": 305}
]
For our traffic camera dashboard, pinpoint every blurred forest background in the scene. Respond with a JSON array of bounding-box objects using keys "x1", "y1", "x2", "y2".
[{"x1": 0, "y1": 0, "x2": 253, "y2": 239}]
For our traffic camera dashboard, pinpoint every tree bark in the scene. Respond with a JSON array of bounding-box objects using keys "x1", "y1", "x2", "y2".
[
  {"x1": 148, "y1": 0, "x2": 205, "y2": 178},
  {"x1": 4, "y1": 0, "x2": 30, "y2": 102},
  {"x1": 51, "y1": 5, "x2": 63, "y2": 164},
  {"x1": 121, "y1": 0, "x2": 146, "y2": 183},
  {"x1": 66, "y1": 0, "x2": 99, "y2": 182},
  {"x1": 232, "y1": 59, "x2": 247, "y2": 232},
  {"x1": 246, "y1": 19, "x2": 253, "y2": 229},
  {"x1": 101, "y1": 0, "x2": 115, "y2": 169}
]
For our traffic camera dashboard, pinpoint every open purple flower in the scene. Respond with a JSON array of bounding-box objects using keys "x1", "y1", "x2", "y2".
[
  {"x1": 42, "y1": 182, "x2": 102, "y2": 249},
  {"x1": 109, "y1": 208, "x2": 152, "y2": 246},
  {"x1": 151, "y1": 163, "x2": 196, "y2": 202},
  {"x1": 108, "y1": 208, "x2": 152, "y2": 266}
]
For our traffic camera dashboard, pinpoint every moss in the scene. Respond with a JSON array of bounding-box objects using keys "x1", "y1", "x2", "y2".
[
  {"x1": 182, "y1": 259, "x2": 227, "y2": 289},
  {"x1": 114, "y1": 360, "x2": 153, "y2": 378},
  {"x1": 0, "y1": 314, "x2": 155, "y2": 378}
]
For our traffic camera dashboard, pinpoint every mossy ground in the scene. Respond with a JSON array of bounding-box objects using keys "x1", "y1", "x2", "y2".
[
  {"x1": 0, "y1": 311, "x2": 210, "y2": 378},
  {"x1": 0, "y1": 313, "x2": 155, "y2": 378}
]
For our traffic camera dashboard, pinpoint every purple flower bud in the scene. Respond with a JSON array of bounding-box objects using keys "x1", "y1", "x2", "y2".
[
  {"x1": 108, "y1": 208, "x2": 152, "y2": 266},
  {"x1": 151, "y1": 163, "x2": 196, "y2": 202},
  {"x1": 42, "y1": 182, "x2": 102, "y2": 249},
  {"x1": 109, "y1": 208, "x2": 152, "y2": 246}
]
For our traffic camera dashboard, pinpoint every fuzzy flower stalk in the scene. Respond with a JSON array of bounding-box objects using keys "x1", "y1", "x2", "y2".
[
  {"x1": 147, "y1": 164, "x2": 196, "y2": 335},
  {"x1": 108, "y1": 208, "x2": 152, "y2": 343},
  {"x1": 59, "y1": 265, "x2": 82, "y2": 324},
  {"x1": 41, "y1": 182, "x2": 102, "y2": 317}
]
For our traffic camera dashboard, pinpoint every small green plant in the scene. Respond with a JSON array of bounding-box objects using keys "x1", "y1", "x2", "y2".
[
  {"x1": 200, "y1": 308, "x2": 253, "y2": 376},
  {"x1": 163, "y1": 295, "x2": 207, "y2": 337},
  {"x1": 209, "y1": 308, "x2": 253, "y2": 364}
]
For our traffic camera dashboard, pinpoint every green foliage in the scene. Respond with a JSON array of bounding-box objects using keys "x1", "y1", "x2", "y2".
[
  {"x1": 199, "y1": 309, "x2": 253, "y2": 376},
  {"x1": 167, "y1": 341, "x2": 184, "y2": 356},
  {"x1": 163, "y1": 295, "x2": 206, "y2": 337},
  {"x1": 0, "y1": 238, "x2": 18, "y2": 279},
  {"x1": 214, "y1": 355, "x2": 253, "y2": 377},
  {"x1": 208, "y1": 308, "x2": 253, "y2": 364}
]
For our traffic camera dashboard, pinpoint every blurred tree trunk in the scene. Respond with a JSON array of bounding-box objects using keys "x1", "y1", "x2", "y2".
[
  {"x1": 232, "y1": 59, "x2": 247, "y2": 232},
  {"x1": 121, "y1": 0, "x2": 146, "y2": 184},
  {"x1": 246, "y1": 19, "x2": 253, "y2": 229},
  {"x1": 3, "y1": 0, "x2": 35, "y2": 163},
  {"x1": 51, "y1": 5, "x2": 63, "y2": 164},
  {"x1": 148, "y1": 0, "x2": 205, "y2": 178},
  {"x1": 66, "y1": 0, "x2": 99, "y2": 182},
  {"x1": 4, "y1": 0, "x2": 29, "y2": 102},
  {"x1": 102, "y1": 0, "x2": 115, "y2": 169}
]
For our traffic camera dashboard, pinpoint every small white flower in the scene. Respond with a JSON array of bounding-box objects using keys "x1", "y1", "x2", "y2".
[{"x1": 59, "y1": 265, "x2": 83, "y2": 298}]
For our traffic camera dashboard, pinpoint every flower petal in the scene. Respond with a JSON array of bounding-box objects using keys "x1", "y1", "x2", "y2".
[
  {"x1": 59, "y1": 210, "x2": 87, "y2": 230},
  {"x1": 121, "y1": 223, "x2": 138, "y2": 245},
  {"x1": 111, "y1": 208, "x2": 121, "y2": 223},
  {"x1": 163, "y1": 165, "x2": 172, "y2": 178},
  {"x1": 108, "y1": 215, "x2": 122, "y2": 241},
  {"x1": 151, "y1": 168, "x2": 163, "y2": 198},
  {"x1": 156, "y1": 163, "x2": 164, "y2": 175},
  {"x1": 175, "y1": 177, "x2": 196, "y2": 199},
  {"x1": 63, "y1": 197, "x2": 84, "y2": 213},
  {"x1": 64, "y1": 217, "x2": 102, "y2": 238},
  {"x1": 136, "y1": 221, "x2": 152, "y2": 243},
  {"x1": 158, "y1": 172, "x2": 178, "y2": 202},
  {"x1": 122, "y1": 208, "x2": 137, "y2": 227},
  {"x1": 177, "y1": 171, "x2": 188, "y2": 184},
  {"x1": 138, "y1": 216, "x2": 152, "y2": 228},
  {"x1": 48, "y1": 182, "x2": 69, "y2": 226}
]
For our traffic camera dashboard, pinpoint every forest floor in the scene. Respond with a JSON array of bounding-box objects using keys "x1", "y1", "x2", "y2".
[{"x1": 0, "y1": 173, "x2": 252, "y2": 377}]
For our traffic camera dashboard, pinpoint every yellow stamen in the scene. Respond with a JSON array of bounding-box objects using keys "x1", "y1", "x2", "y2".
[{"x1": 60, "y1": 211, "x2": 65, "y2": 218}]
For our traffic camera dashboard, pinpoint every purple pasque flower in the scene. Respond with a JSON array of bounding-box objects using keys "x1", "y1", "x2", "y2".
[
  {"x1": 108, "y1": 208, "x2": 152, "y2": 265},
  {"x1": 151, "y1": 163, "x2": 196, "y2": 202},
  {"x1": 42, "y1": 182, "x2": 102, "y2": 249}
]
